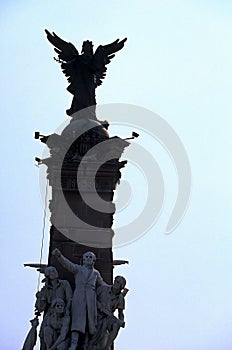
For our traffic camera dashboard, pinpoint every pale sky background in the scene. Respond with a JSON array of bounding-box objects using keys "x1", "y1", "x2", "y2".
[{"x1": 1, "y1": 1, "x2": 232, "y2": 349}]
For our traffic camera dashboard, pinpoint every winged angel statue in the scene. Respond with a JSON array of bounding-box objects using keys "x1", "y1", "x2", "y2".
[{"x1": 45, "y1": 30, "x2": 127, "y2": 118}]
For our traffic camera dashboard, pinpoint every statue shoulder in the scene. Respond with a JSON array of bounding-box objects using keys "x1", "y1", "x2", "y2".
[
  {"x1": 59, "y1": 279, "x2": 72, "y2": 291},
  {"x1": 60, "y1": 279, "x2": 71, "y2": 285}
]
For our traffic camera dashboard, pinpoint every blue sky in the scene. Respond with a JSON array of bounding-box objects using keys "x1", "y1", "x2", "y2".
[{"x1": 1, "y1": 1, "x2": 232, "y2": 349}]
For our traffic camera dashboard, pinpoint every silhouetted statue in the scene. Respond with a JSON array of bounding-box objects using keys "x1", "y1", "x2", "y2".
[
  {"x1": 45, "y1": 30, "x2": 127, "y2": 117},
  {"x1": 35, "y1": 266, "x2": 72, "y2": 350},
  {"x1": 52, "y1": 249, "x2": 105, "y2": 350},
  {"x1": 43, "y1": 298, "x2": 70, "y2": 350},
  {"x1": 91, "y1": 276, "x2": 128, "y2": 350}
]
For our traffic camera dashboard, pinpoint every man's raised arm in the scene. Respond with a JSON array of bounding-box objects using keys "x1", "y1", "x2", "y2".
[{"x1": 52, "y1": 248, "x2": 78, "y2": 274}]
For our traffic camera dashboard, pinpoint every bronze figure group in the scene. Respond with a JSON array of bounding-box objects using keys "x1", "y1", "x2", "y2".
[{"x1": 34, "y1": 251, "x2": 128, "y2": 350}]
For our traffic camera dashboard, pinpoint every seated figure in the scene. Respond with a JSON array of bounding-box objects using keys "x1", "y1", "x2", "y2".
[{"x1": 43, "y1": 298, "x2": 70, "y2": 350}]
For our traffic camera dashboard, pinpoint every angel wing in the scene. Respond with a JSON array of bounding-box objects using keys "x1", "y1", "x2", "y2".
[
  {"x1": 45, "y1": 30, "x2": 127, "y2": 100},
  {"x1": 45, "y1": 29, "x2": 79, "y2": 62},
  {"x1": 45, "y1": 29, "x2": 81, "y2": 95},
  {"x1": 93, "y1": 38, "x2": 127, "y2": 86}
]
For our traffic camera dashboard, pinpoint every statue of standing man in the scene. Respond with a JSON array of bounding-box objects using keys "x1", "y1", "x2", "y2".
[{"x1": 52, "y1": 249, "x2": 105, "y2": 350}]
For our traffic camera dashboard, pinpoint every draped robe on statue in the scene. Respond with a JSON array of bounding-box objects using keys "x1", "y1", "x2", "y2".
[{"x1": 56, "y1": 255, "x2": 104, "y2": 334}]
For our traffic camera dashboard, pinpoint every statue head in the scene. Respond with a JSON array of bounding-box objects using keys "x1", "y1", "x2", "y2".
[
  {"x1": 82, "y1": 251, "x2": 96, "y2": 268},
  {"x1": 45, "y1": 266, "x2": 59, "y2": 280},
  {"x1": 113, "y1": 275, "x2": 126, "y2": 293},
  {"x1": 51, "y1": 298, "x2": 65, "y2": 315},
  {"x1": 81, "y1": 40, "x2": 93, "y2": 55}
]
